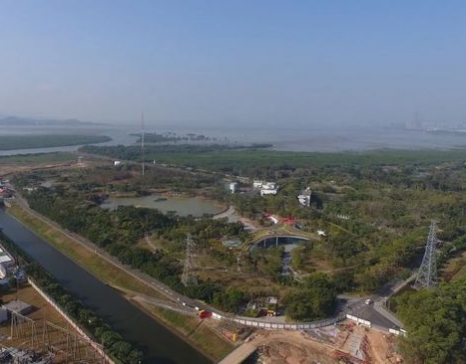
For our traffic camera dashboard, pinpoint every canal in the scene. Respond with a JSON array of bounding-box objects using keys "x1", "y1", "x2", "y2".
[{"x1": 0, "y1": 208, "x2": 210, "y2": 364}]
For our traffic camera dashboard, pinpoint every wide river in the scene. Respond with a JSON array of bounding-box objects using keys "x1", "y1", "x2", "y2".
[{"x1": 0, "y1": 208, "x2": 210, "y2": 364}]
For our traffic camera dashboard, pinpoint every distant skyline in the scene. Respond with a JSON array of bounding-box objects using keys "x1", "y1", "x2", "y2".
[{"x1": 1, "y1": 1, "x2": 466, "y2": 127}]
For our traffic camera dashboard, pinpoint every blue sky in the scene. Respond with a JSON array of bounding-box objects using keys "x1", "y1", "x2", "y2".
[{"x1": 1, "y1": 1, "x2": 465, "y2": 127}]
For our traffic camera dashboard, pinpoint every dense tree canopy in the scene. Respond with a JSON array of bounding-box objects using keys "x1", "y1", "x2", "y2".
[
  {"x1": 394, "y1": 278, "x2": 466, "y2": 364},
  {"x1": 283, "y1": 273, "x2": 337, "y2": 321}
]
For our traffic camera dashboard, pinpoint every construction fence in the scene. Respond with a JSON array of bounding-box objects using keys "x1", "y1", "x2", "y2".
[
  {"x1": 346, "y1": 314, "x2": 406, "y2": 336},
  {"x1": 231, "y1": 313, "x2": 346, "y2": 330}
]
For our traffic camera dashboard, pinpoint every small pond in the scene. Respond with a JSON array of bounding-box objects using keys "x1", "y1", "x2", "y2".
[{"x1": 100, "y1": 194, "x2": 223, "y2": 217}]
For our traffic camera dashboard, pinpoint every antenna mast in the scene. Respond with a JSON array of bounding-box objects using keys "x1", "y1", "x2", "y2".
[{"x1": 141, "y1": 112, "x2": 145, "y2": 176}]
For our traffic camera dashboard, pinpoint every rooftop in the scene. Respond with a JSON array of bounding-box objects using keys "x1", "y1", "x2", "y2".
[{"x1": 3, "y1": 299, "x2": 33, "y2": 314}]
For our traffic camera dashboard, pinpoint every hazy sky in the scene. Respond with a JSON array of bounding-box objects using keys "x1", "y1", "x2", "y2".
[{"x1": 1, "y1": 1, "x2": 466, "y2": 127}]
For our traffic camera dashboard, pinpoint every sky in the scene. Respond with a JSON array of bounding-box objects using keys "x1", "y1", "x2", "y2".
[{"x1": 1, "y1": 1, "x2": 466, "y2": 128}]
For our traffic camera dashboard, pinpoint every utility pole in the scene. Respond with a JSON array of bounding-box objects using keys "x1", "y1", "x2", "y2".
[{"x1": 141, "y1": 112, "x2": 145, "y2": 176}]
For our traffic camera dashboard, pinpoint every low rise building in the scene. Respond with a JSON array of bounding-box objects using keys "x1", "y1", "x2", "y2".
[
  {"x1": 253, "y1": 180, "x2": 264, "y2": 189},
  {"x1": 229, "y1": 182, "x2": 238, "y2": 194},
  {"x1": 260, "y1": 188, "x2": 278, "y2": 196},
  {"x1": 297, "y1": 187, "x2": 312, "y2": 207},
  {"x1": 3, "y1": 299, "x2": 34, "y2": 315},
  {"x1": 0, "y1": 248, "x2": 15, "y2": 275},
  {"x1": 253, "y1": 180, "x2": 279, "y2": 196}
]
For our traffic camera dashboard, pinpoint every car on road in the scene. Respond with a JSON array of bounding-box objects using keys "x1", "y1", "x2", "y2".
[{"x1": 365, "y1": 298, "x2": 373, "y2": 305}]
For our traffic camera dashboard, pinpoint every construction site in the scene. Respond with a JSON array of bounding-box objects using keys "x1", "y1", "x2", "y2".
[
  {"x1": 0, "y1": 285, "x2": 108, "y2": 364},
  {"x1": 218, "y1": 320, "x2": 403, "y2": 364}
]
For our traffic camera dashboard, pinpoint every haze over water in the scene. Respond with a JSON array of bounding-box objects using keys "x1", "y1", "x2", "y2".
[
  {"x1": 148, "y1": 124, "x2": 466, "y2": 152},
  {"x1": 2, "y1": 124, "x2": 466, "y2": 156}
]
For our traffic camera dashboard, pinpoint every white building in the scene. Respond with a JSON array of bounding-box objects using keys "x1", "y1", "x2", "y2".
[
  {"x1": 262, "y1": 182, "x2": 277, "y2": 190},
  {"x1": 229, "y1": 182, "x2": 238, "y2": 194},
  {"x1": 0, "y1": 249, "x2": 14, "y2": 275},
  {"x1": 297, "y1": 187, "x2": 312, "y2": 207},
  {"x1": 255, "y1": 181, "x2": 279, "y2": 196},
  {"x1": 0, "y1": 265, "x2": 6, "y2": 279},
  {"x1": 113, "y1": 160, "x2": 122, "y2": 166},
  {"x1": 261, "y1": 188, "x2": 278, "y2": 196},
  {"x1": 253, "y1": 180, "x2": 264, "y2": 189}
]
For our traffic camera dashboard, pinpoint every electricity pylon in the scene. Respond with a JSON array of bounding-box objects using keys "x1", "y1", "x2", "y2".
[
  {"x1": 413, "y1": 221, "x2": 438, "y2": 289},
  {"x1": 181, "y1": 234, "x2": 197, "y2": 287}
]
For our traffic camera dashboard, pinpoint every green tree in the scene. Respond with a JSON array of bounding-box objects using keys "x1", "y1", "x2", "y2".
[
  {"x1": 284, "y1": 273, "x2": 336, "y2": 321},
  {"x1": 394, "y1": 277, "x2": 466, "y2": 364}
]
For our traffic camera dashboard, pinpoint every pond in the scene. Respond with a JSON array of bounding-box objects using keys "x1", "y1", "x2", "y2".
[{"x1": 100, "y1": 194, "x2": 224, "y2": 217}]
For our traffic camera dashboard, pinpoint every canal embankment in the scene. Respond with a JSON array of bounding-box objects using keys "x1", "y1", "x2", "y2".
[
  {"x1": 4, "y1": 203, "x2": 233, "y2": 362},
  {"x1": 0, "y1": 206, "x2": 212, "y2": 364}
]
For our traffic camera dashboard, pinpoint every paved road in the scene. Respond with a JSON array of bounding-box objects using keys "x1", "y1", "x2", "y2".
[
  {"x1": 352, "y1": 304, "x2": 400, "y2": 329},
  {"x1": 212, "y1": 205, "x2": 236, "y2": 220},
  {"x1": 131, "y1": 295, "x2": 198, "y2": 316},
  {"x1": 213, "y1": 205, "x2": 258, "y2": 231}
]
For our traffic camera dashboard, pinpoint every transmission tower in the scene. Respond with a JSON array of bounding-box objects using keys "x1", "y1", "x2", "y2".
[
  {"x1": 413, "y1": 221, "x2": 438, "y2": 289},
  {"x1": 181, "y1": 234, "x2": 197, "y2": 287}
]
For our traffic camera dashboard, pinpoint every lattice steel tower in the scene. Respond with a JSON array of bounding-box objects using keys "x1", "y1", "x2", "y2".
[
  {"x1": 181, "y1": 234, "x2": 197, "y2": 287},
  {"x1": 414, "y1": 221, "x2": 438, "y2": 289}
]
